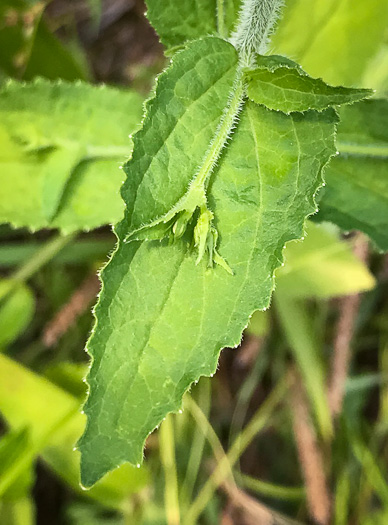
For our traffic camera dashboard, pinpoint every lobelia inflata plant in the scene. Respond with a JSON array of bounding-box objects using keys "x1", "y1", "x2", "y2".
[{"x1": 78, "y1": 0, "x2": 371, "y2": 486}]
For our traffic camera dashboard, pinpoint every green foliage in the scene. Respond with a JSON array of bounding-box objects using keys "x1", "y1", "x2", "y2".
[
  {"x1": 79, "y1": 8, "x2": 369, "y2": 481},
  {"x1": 0, "y1": 0, "x2": 87, "y2": 81},
  {"x1": 0, "y1": 280, "x2": 35, "y2": 348},
  {"x1": 0, "y1": 0, "x2": 387, "y2": 521},
  {"x1": 272, "y1": 0, "x2": 388, "y2": 86},
  {"x1": 0, "y1": 79, "x2": 143, "y2": 232},
  {"x1": 146, "y1": 0, "x2": 242, "y2": 49},
  {"x1": 317, "y1": 100, "x2": 388, "y2": 251},
  {"x1": 276, "y1": 222, "x2": 376, "y2": 298},
  {"x1": 0, "y1": 354, "x2": 149, "y2": 509},
  {"x1": 245, "y1": 55, "x2": 371, "y2": 113}
]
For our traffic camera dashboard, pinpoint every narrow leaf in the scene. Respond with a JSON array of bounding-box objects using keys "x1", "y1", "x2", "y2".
[
  {"x1": 0, "y1": 79, "x2": 143, "y2": 232},
  {"x1": 245, "y1": 55, "x2": 371, "y2": 113},
  {"x1": 316, "y1": 99, "x2": 388, "y2": 251}
]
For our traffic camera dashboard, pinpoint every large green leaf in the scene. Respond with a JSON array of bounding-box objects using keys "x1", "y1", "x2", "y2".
[
  {"x1": 316, "y1": 99, "x2": 388, "y2": 251},
  {"x1": 272, "y1": 0, "x2": 388, "y2": 86},
  {"x1": 0, "y1": 354, "x2": 149, "y2": 510},
  {"x1": 0, "y1": 79, "x2": 143, "y2": 232},
  {"x1": 78, "y1": 34, "x2": 348, "y2": 486},
  {"x1": 245, "y1": 55, "x2": 371, "y2": 113},
  {"x1": 146, "y1": 0, "x2": 242, "y2": 49}
]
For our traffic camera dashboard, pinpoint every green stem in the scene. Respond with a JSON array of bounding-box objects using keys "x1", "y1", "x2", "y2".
[
  {"x1": 183, "y1": 377, "x2": 287, "y2": 525},
  {"x1": 85, "y1": 145, "x2": 131, "y2": 159},
  {"x1": 160, "y1": 415, "x2": 181, "y2": 525},
  {"x1": 181, "y1": 380, "x2": 212, "y2": 504},
  {"x1": 231, "y1": 0, "x2": 285, "y2": 64},
  {"x1": 337, "y1": 141, "x2": 388, "y2": 159},
  {"x1": 216, "y1": 0, "x2": 227, "y2": 38},
  {"x1": 183, "y1": 390, "x2": 236, "y2": 503},
  {"x1": 240, "y1": 473, "x2": 305, "y2": 501},
  {"x1": 196, "y1": 73, "x2": 244, "y2": 189},
  {"x1": 0, "y1": 233, "x2": 76, "y2": 301}
]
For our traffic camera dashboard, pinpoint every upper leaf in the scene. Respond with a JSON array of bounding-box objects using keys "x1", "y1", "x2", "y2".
[
  {"x1": 146, "y1": 0, "x2": 242, "y2": 49},
  {"x1": 245, "y1": 55, "x2": 372, "y2": 113},
  {"x1": 79, "y1": 37, "x2": 338, "y2": 486},
  {"x1": 119, "y1": 37, "x2": 239, "y2": 244},
  {"x1": 272, "y1": 0, "x2": 388, "y2": 86},
  {"x1": 316, "y1": 99, "x2": 388, "y2": 251},
  {"x1": 0, "y1": 79, "x2": 143, "y2": 232}
]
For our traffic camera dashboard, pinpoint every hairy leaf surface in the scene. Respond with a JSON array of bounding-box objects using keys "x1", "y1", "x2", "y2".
[
  {"x1": 272, "y1": 0, "x2": 388, "y2": 86},
  {"x1": 245, "y1": 55, "x2": 371, "y2": 113},
  {"x1": 0, "y1": 79, "x2": 143, "y2": 232},
  {"x1": 146, "y1": 0, "x2": 242, "y2": 49},
  {"x1": 79, "y1": 85, "x2": 338, "y2": 485},
  {"x1": 316, "y1": 100, "x2": 388, "y2": 251}
]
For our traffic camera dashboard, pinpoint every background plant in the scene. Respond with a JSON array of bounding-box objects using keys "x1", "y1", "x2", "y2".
[{"x1": 0, "y1": 1, "x2": 387, "y2": 524}]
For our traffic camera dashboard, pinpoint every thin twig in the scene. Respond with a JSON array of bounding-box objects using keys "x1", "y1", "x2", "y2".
[
  {"x1": 327, "y1": 233, "x2": 370, "y2": 418},
  {"x1": 290, "y1": 371, "x2": 331, "y2": 525},
  {"x1": 42, "y1": 273, "x2": 100, "y2": 348}
]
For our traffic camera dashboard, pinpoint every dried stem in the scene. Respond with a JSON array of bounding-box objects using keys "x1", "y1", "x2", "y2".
[
  {"x1": 42, "y1": 273, "x2": 100, "y2": 348},
  {"x1": 327, "y1": 234, "x2": 370, "y2": 419},
  {"x1": 290, "y1": 371, "x2": 331, "y2": 525},
  {"x1": 221, "y1": 479, "x2": 303, "y2": 525}
]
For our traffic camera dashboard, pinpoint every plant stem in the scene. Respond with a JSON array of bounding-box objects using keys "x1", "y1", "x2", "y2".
[
  {"x1": 0, "y1": 233, "x2": 76, "y2": 301},
  {"x1": 231, "y1": 0, "x2": 285, "y2": 64},
  {"x1": 183, "y1": 377, "x2": 287, "y2": 525},
  {"x1": 181, "y1": 380, "x2": 212, "y2": 504},
  {"x1": 160, "y1": 415, "x2": 181, "y2": 525},
  {"x1": 240, "y1": 474, "x2": 305, "y2": 501},
  {"x1": 217, "y1": 0, "x2": 227, "y2": 38}
]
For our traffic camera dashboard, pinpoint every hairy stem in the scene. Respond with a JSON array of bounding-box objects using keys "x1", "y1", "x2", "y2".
[{"x1": 231, "y1": 0, "x2": 284, "y2": 64}]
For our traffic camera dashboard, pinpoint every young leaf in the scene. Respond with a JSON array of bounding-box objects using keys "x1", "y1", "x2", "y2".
[
  {"x1": 146, "y1": 0, "x2": 242, "y2": 49},
  {"x1": 272, "y1": 0, "x2": 388, "y2": 86},
  {"x1": 79, "y1": 33, "x2": 339, "y2": 482},
  {"x1": 245, "y1": 55, "x2": 372, "y2": 113},
  {"x1": 0, "y1": 79, "x2": 143, "y2": 233},
  {"x1": 316, "y1": 99, "x2": 388, "y2": 251}
]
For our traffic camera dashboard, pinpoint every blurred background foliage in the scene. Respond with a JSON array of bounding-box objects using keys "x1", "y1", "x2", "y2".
[{"x1": 0, "y1": 1, "x2": 387, "y2": 524}]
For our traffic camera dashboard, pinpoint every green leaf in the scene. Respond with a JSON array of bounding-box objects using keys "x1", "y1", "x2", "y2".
[
  {"x1": 0, "y1": 429, "x2": 34, "y2": 499},
  {"x1": 316, "y1": 99, "x2": 388, "y2": 251},
  {"x1": 0, "y1": 280, "x2": 35, "y2": 348},
  {"x1": 0, "y1": 354, "x2": 149, "y2": 509},
  {"x1": 0, "y1": 79, "x2": 144, "y2": 232},
  {"x1": 272, "y1": 0, "x2": 388, "y2": 86},
  {"x1": 276, "y1": 222, "x2": 376, "y2": 298},
  {"x1": 146, "y1": 0, "x2": 242, "y2": 49},
  {"x1": 79, "y1": 37, "x2": 339, "y2": 486},
  {"x1": 245, "y1": 55, "x2": 371, "y2": 113}
]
